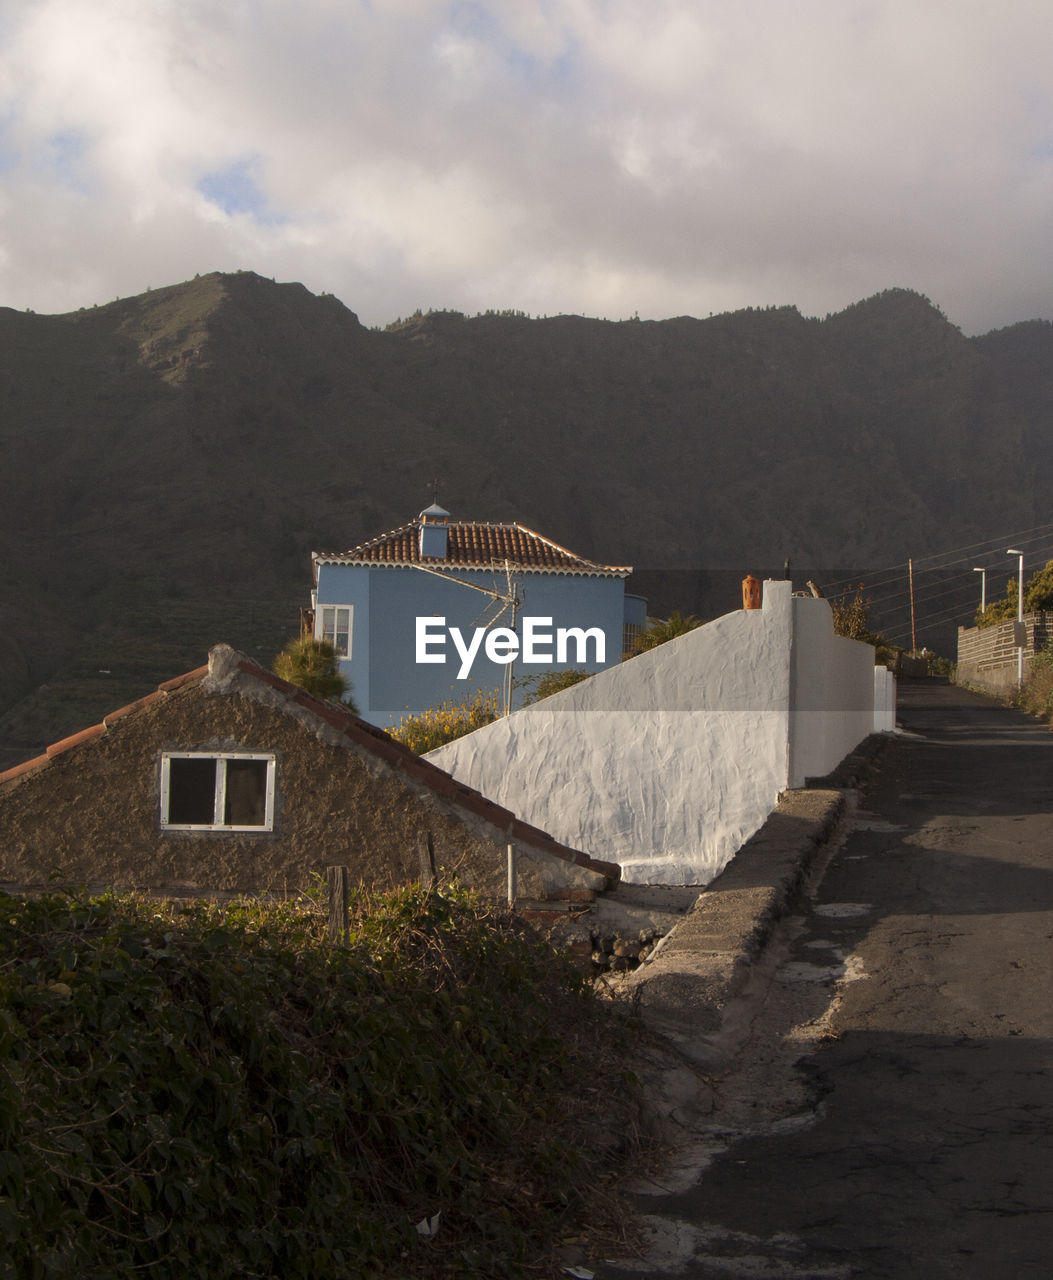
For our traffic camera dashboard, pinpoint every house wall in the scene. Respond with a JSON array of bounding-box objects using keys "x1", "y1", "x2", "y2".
[
  {"x1": 0, "y1": 681, "x2": 557, "y2": 900},
  {"x1": 427, "y1": 581, "x2": 882, "y2": 885},
  {"x1": 314, "y1": 561, "x2": 629, "y2": 728}
]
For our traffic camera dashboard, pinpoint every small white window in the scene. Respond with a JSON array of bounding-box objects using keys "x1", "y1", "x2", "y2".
[
  {"x1": 160, "y1": 753, "x2": 276, "y2": 832},
  {"x1": 316, "y1": 604, "x2": 353, "y2": 659}
]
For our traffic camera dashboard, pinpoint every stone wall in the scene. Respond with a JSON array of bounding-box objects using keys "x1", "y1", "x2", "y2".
[{"x1": 957, "y1": 613, "x2": 1052, "y2": 698}]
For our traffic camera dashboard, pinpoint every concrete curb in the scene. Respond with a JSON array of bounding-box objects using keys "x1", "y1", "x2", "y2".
[
  {"x1": 615, "y1": 732, "x2": 895, "y2": 1070},
  {"x1": 618, "y1": 788, "x2": 847, "y2": 1066}
]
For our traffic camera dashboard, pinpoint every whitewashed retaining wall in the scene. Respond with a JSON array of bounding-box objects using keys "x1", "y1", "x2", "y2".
[
  {"x1": 427, "y1": 581, "x2": 889, "y2": 885},
  {"x1": 787, "y1": 597, "x2": 883, "y2": 787}
]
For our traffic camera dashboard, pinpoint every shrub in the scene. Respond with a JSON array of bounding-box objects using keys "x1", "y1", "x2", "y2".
[
  {"x1": 830, "y1": 584, "x2": 884, "y2": 645},
  {"x1": 521, "y1": 669, "x2": 591, "y2": 704},
  {"x1": 627, "y1": 610, "x2": 702, "y2": 655},
  {"x1": 977, "y1": 560, "x2": 1053, "y2": 628},
  {"x1": 390, "y1": 688, "x2": 499, "y2": 754},
  {"x1": 0, "y1": 885, "x2": 639, "y2": 1278},
  {"x1": 1016, "y1": 638, "x2": 1053, "y2": 720},
  {"x1": 273, "y1": 636, "x2": 358, "y2": 711}
]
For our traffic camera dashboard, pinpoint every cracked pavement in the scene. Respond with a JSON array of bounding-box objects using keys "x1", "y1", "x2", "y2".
[{"x1": 596, "y1": 680, "x2": 1053, "y2": 1280}]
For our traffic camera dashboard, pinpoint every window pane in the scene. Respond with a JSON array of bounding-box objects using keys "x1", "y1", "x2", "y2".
[
  {"x1": 335, "y1": 616, "x2": 350, "y2": 656},
  {"x1": 321, "y1": 606, "x2": 336, "y2": 645},
  {"x1": 321, "y1": 605, "x2": 350, "y2": 657},
  {"x1": 168, "y1": 758, "x2": 217, "y2": 824},
  {"x1": 224, "y1": 759, "x2": 269, "y2": 826}
]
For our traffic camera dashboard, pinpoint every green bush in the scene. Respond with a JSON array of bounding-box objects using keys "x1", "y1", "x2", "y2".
[
  {"x1": 977, "y1": 560, "x2": 1053, "y2": 628},
  {"x1": 390, "y1": 689, "x2": 499, "y2": 754},
  {"x1": 520, "y1": 669, "x2": 591, "y2": 704},
  {"x1": 0, "y1": 886, "x2": 632, "y2": 1278},
  {"x1": 273, "y1": 636, "x2": 358, "y2": 711},
  {"x1": 627, "y1": 610, "x2": 702, "y2": 655}
]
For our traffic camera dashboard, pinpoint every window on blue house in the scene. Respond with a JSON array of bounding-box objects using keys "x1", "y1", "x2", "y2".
[
  {"x1": 317, "y1": 605, "x2": 353, "y2": 658},
  {"x1": 160, "y1": 753, "x2": 276, "y2": 831}
]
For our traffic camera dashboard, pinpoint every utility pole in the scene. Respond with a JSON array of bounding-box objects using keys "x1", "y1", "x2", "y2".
[
  {"x1": 909, "y1": 558, "x2": 917, "y2": 653},
  {"x1": 1008, "y1": 548, "x2": 1024, "y2": 688}
]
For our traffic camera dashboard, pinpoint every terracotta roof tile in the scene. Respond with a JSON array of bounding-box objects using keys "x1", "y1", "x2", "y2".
[
  {"x1": 46, "y1": 723, "x2": 106, "y2": 758},
  {"x1": 314, "y1": 518, "x2": 631, "y2": 577},
  {"x1": 0, "y1": 753, "x2": 49, "y2": 783},
  {"x1": 103, "y1": 690, "x2": 165, "y2": 727}
]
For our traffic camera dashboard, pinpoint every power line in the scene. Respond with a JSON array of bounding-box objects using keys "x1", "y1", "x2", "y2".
[{"x1": 818, "y1": 520, "x2": 1053, "y2": 600}]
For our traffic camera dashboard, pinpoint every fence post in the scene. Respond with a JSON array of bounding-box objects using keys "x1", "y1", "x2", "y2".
[
  {"x1": 417, "y1": 831, "x2": 437, "y2": 889},
  {"x1": 327, "y1": 865, "x2": 349, "y2": 942}
]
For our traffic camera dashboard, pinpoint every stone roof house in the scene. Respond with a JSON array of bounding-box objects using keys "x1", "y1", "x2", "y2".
[{"x1": 0, "y1": 645, "x2": 618, "y2": 900}]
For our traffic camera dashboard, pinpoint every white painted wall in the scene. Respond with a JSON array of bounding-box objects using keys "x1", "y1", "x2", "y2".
[
  {"x1": 787, "y1": 597, "x2": 881, "y2": 787},
  {"x1": 427, "y1": 581, "x2": 884, "y2": 885},
  {"x1": 874, "y1": 667, "x2": 897, "y2": 733}
]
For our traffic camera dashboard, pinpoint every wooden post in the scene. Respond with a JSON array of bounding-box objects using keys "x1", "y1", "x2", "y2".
[
  {"x1": 909, "y1": 558, "x2": 917, "y2": 653},
  {"x1": 417, "y1": 831, "x2": 437, "y2": 888},
  {"x1": 327, "y1": 865, "x2": 349, "y2": 942}
]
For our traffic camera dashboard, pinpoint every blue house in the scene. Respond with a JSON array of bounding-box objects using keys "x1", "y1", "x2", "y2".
[{"x1": 312, "y1": 505, "x2": 647, "y2": 729}]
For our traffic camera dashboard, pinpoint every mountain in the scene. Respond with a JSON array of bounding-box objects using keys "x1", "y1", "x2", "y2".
[{"x1": 2, "y1": 272, "x2": 1051, "y2": 756}]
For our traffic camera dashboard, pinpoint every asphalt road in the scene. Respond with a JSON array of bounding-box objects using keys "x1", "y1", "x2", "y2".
[{"x1": 601, "y1": 680, "x2": 1053, "y2": 1280}]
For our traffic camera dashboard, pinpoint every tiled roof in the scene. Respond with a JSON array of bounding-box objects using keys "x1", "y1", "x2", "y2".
[
  {"x1": 0, "y1": 647, "x2": 619, "y2": 887},
  {"x1": 314, "y1": 519, "x2": 632, "y2": 577}
]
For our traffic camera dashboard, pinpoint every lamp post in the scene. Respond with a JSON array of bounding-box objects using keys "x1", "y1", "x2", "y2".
[
  {"x1": 1007, "y1": 549, "x2": 1024, "y2": 687},
  {"x1": 973, "y1": 567, "x2": 987, "y2": 613}
]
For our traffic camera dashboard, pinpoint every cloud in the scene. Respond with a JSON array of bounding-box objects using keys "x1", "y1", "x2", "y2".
[{"x1": 0, "y1": 0, "x2": 1051, "y2": 333}]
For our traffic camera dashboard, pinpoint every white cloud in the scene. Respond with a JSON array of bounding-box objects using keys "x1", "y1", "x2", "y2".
[{"x1": 0, "y1": 0, "x2": 1051, "y2": 333}]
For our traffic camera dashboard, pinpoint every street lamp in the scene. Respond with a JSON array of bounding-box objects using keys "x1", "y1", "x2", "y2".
[
  {"x1": 973, "y1": 567, "x2": 987, "y2": 613},
  {"x1": 1007, "y1": 549, "x2": 1024, "y2": 686}
]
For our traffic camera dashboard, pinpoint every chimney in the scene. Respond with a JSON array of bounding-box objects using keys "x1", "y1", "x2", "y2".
[{"x1": 418, "y1": 504, "x2": 450, "y2": 558}]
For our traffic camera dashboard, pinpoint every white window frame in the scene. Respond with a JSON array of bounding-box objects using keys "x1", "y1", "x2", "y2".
[
  {"x1": 160, "y1": 752, "x2": 276, "y2": 832},
  {"x1": 315, "y1": 604, "x2": 353, "y2": 659}
]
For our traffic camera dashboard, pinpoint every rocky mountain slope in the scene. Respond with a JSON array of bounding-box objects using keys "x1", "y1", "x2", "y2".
[{"x1": 2, "y1": 271, "x2": 1050, "y2": 751}]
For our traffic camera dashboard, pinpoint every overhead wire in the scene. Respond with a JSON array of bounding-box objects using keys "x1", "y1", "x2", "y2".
[
  {"x1": 817, "y1": 520, "x2": 1053, "y2": 602},
  {"x1": 815, "y1": 522, "x2": 1053, "y2": 652}
]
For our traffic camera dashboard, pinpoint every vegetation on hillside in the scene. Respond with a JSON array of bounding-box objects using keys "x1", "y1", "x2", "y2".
[
  {"x1": 273, "y1": 635, "x2": 358, "y2": 711},
  {"x1": 976, "y1": 560, "x2": 1053, "y2": 627},
  {"x1": 0, "y1": 885, "x2": 643, "y2": 1279},
  {"x1": 390, "y1": 689, "x2": 500, "y2": 755}
]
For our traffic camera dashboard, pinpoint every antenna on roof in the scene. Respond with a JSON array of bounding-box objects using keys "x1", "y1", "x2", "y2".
[
  {"x1": 428, "y1": 478, "x2": 442, "y2": 505},
  {"x1": 410, "y1": 558, "x2": 522, "y2": 717}
]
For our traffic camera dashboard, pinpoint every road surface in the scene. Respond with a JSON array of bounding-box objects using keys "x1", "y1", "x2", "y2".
[{"x1": 600, "y1": 680, "x2": 1053, "y2": 1279}]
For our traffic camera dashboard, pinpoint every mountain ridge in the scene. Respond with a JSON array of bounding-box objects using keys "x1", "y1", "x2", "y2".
[{"x1": 1, "y1": 272, "x2": 1051, "y2": 751}]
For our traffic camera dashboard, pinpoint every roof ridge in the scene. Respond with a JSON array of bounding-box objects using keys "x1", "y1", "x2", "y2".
[{"x1": 315, "y1": 514, "x2": 632, "y2": 575}]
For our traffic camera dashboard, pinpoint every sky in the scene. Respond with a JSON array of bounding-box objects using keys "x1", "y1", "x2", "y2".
[{"x1": 0, "y1": 0, "x2": 1051, "y2": 335}]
